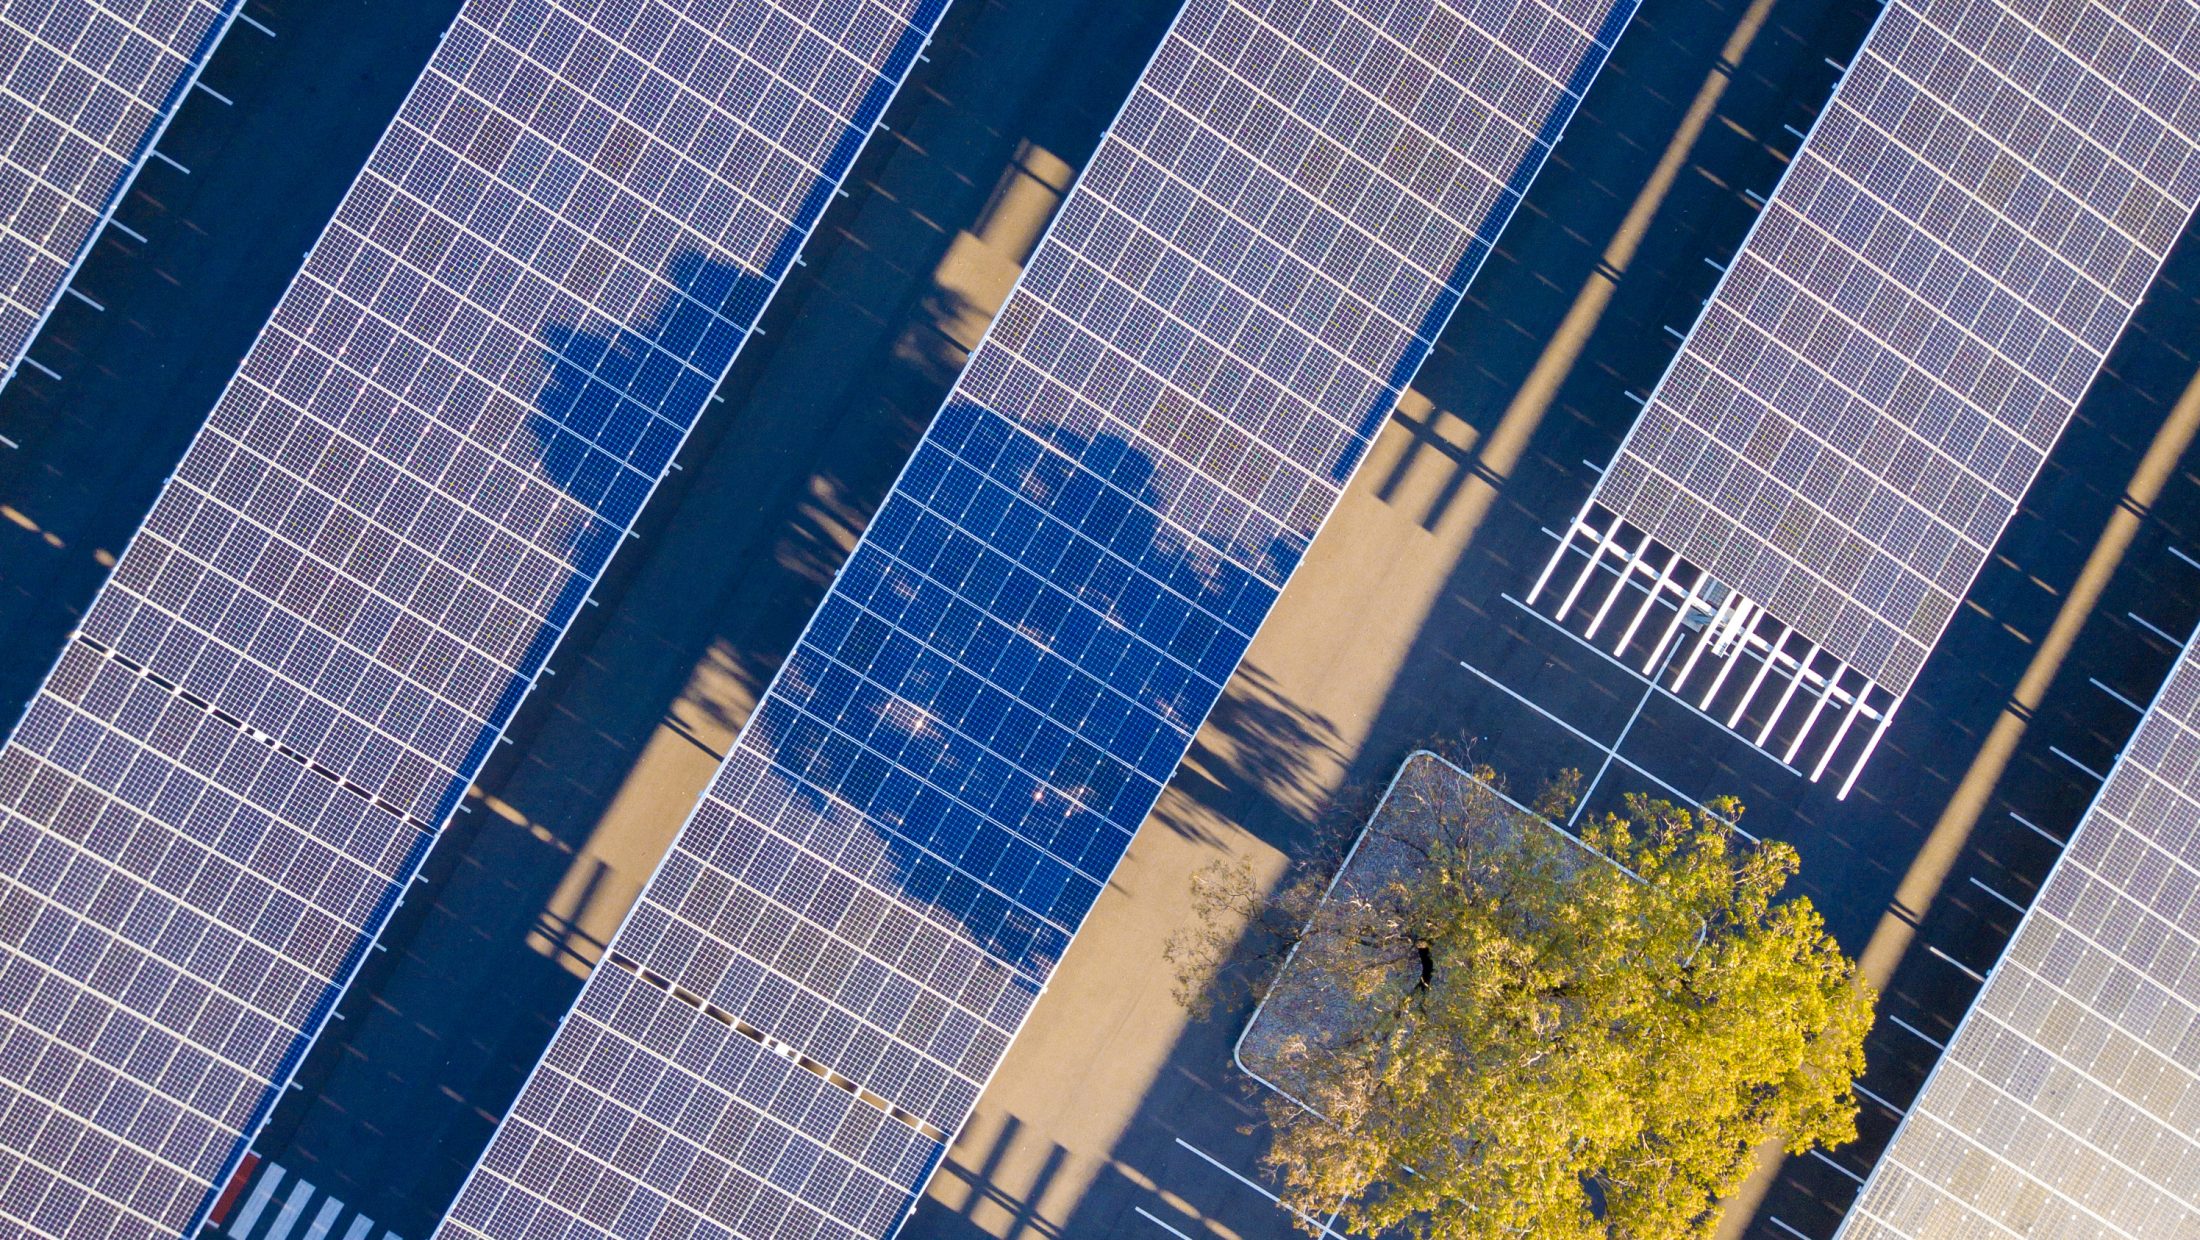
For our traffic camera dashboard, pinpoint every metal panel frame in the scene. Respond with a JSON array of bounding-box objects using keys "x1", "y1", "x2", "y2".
[
  {"x1": 0, "y1": 0, "x2": 958, "y2": 1233},
  {"x1": 1531, "y1": 0, "x2": 2200, "y2": 794},
  {"x1": 0, "y1": 0, "x2": 250, "y2": 391},
  {"x1": 1837, "y1": 617, "x2": 2200, "y2": 1237}
]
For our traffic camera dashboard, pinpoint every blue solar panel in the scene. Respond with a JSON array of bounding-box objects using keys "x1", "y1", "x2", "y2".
[
  {"x1": 1843, "y1": 621, "x2": 2200, "y2": 1236},
  {"x1": 437, "y1": 0, "x2": 1642, "y2": 1235},
  {"x1": 0, "y1": 0, "x2": 243, "y2": 386},
  {"x1": 1538, "y1": 0, "x2": 2200, "y2": 790},
  {"x1": 0, "y1": 0, "x2": 950, "y2": 1235}
]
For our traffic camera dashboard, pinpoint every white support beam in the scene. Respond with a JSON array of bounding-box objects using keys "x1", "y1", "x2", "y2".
[
  {"x1": 1699, "y1": 604, "x2": 1758, "y2": 711},
  {"x1": 1614, "y1": 547, "x2": 1680, "y2": 658},
  {"x1": 1783, "y1": 656, "x2": 1848, "y2": 766},
  {"x1": 1642, "y1": 570, "x2": 1708, "y2": 677},
  {"x1": 1671, "y1": 590, "x2": 1740, "y2": 693},
  {"x1": 1727, "y1": 626, "x2": 1791, "y2": 731},
  {"x1": 1583, "y1": 528, "x2": 1651, "y2": 640},
  {"x1": 1754, "y1": 639, "x2": 1819, "y2": 748},
  {"x1": 1553, "y1": 513, "x2": 1625, "y2": 622},
  {"x1": 1837, "y1": 696, "x2": 1901, "y2": 800}
]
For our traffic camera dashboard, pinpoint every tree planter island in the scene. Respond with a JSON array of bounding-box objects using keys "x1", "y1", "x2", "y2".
[{"x1": 1179, "y1": 752, "x2": 1875, "y2": 1240}]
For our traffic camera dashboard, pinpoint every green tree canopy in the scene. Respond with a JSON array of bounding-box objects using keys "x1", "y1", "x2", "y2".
[{"x1": 1175, "y1": 760, "x2": 1874, "y2": 1239}]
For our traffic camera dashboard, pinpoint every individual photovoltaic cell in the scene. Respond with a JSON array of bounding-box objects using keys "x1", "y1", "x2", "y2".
[
  {"x1": 437, "y1": 0, "x2": 1640, "y2": 1236},
  {"x1": 1840, "y1": 623, "x2": 2200, "y2": 1238},
  {"x1": 0, "y1": 0, "x2": 950, "y2": 1236},
  {"x1": 1535, "y1": 0, "x2": 2200, "y2": 792},
  {"x1": 0, "y1": 0, "x2": 241, "y2": 382}
]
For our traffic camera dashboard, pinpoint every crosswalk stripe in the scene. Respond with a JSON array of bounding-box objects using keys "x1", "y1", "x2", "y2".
[
  {"x1": 227, "y1": 1164, "x2": 285, "y2": 1237},
  {"x1": 263, "y1": 1181, "x2": 316, "y2": 1240},
  {"x1": 301, "y1": 1199, "x2": 345, "y2": 1240},
  {"x1": 212, "y1": 1154, "x2": 408, "y2": 1240}
]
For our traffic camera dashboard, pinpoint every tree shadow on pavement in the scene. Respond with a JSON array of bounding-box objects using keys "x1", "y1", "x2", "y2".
[
  {"x1": 1155, "y1": 665, "x2": 1343, "y2": 847},
  {"x1": 893, "y1": 0, "x2": 1906, "y2": 1232},
  {"x1": 240, "y1": 0, "x2": 1191, "y2": 1232}
]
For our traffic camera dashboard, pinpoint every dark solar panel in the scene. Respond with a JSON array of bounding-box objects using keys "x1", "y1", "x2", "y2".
[
  {"x1": 1842, "y1": 623, "x2": 2200, "y2": 1236},
  {"x1": 1539, "y1": 0, "x2": 2200, "y2": 789},
  {"x1": 0, "y1": 0, "x2": 949, "y2": 1235},
  {"x1": 435, "y1": 0, "x2": 1642, "y2": 1235},
  {"x1": 0, "y1": 0, "x2": 241, "y2": 385}
]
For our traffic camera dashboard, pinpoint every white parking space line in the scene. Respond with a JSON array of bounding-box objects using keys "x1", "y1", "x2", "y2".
[
  {"x1": 1889, "y1": 1014, "x2": 1946, "y2": 1050},
  {"x1": 2049, "y1": 745, "x2": 2107, "y2": 781},
  {"x1": 1853, "y1": 1080, "x2": 1907, "y2": 1119},
  {"x1": 1503, "y1": 592, "x2": 1807, "y2": 783},
  {"x1": 2009, "y1": 811, "x2": 2066, "y2": 846},
  {"x1": 2129, "y1": 610, "x2": 2181, "y2": 645},
  {"x1": 1810, "y1": 1147, "x2": 1867, "y2": 1184},
  {"x1": 2090, "y1": 676, "x2": 2145, "y2": 712},
  {"x1": 1456, "y1": 656, "x2": 1756, "y2": 842},
  {"x1": 1171, "y1": 1137, "x2": 1344, "y2": 1238},
  {"x1": 1135, "y1": 1206, "x2": 1194, "y2": 1237},
  {"x1": 1569, "y1": 634, "x2": 1682, "y2": 826}
]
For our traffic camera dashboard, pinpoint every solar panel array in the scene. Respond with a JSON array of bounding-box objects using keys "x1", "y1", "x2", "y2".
[
  {"x1": 0, "y1": 0, "x2": 240, "y2": 383},
  {"x1": 437, "y1": 0, "x2": 1641, "y2": 1235},
  {"x1": 0, "y1": 0, "x2": 951, "y2": 1234},
  {"x1": 1841, "y1": 621, "x2": 2200, "y2": 1238},
  {"x1": 1584, "y1": 0, "x2": 2200, "y2": 696}
]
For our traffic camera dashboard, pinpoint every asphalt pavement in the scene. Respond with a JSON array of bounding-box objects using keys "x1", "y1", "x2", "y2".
[
  {"x1": 230, "y1": 0, "x2": 1188, "y2": 1234},
  {"x1": 0, "y1": 0, "x2": 464, "y2": 720},
  {"x1": 1, "y1": 1, "x2": 2196, "y2": 1238},
  {"x1": 896, "y1": 0, "x2": 2200, "y2": 1234}
]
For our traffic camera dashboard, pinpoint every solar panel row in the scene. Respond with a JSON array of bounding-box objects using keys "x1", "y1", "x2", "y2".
[
  {"x1": 0, "y1": 0, "x2": 950, "y2": 1235},
  {"x1": 0, "y1": 0, "x2": 242, "y2": 385},
  {"x1": 436, "y1": 0, "x2": 1642, "y2": 1235},
  {"x1": 1537, "y1": 0, "x2": 2200, "y2": 788},
  {"x1": 1841, "y1": 619, "x2": 2200, "y2": 1237}
]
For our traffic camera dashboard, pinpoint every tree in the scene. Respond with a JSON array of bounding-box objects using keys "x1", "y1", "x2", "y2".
[{"x1": 1172, "y1": 756, "x2": 1875, "y2": 1239}]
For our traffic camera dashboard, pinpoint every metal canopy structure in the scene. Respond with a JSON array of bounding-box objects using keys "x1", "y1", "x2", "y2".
[
  {"x1": 0, "y1": 0, "x2": 245, "y2": 388},
  {"x1": 1840, "y1": 618, "x2": 2200, "y2": 1237},
  {"x1": 0, "y1": 0, "x2": 949, "y2": 1235},
  {"x1": 437, "y1": 0, "x2": 1643, "y2": 1235},
  {"x1": 1532, "y1": 0, "x2": 2200, "y2": 795}
]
